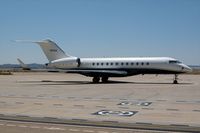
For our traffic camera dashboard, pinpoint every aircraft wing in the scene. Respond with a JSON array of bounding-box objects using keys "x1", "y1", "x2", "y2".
[
  {"x1": 65, "y1": 69, "x2": 128, "y2": 77},
  {"x1": 15, "y1": 67, "x2": 128, "y2": 76}
]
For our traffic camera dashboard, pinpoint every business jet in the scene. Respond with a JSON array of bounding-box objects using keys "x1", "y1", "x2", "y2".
[
  {"x1": 18, "y1": 39, "x2": 192, "y2": 84},
  {"x1": 17, "y1": 58, "x2": 31, "y2": 70}
]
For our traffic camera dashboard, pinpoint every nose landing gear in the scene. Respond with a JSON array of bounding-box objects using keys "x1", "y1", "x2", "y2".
[{"x1": 173, "y1": 74, "x2": 178, "y2": 84}]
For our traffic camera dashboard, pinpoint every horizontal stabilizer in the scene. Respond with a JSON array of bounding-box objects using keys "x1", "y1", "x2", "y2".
[{"x1": 15, "y1": 39, "x2": 74, "y2": 62}]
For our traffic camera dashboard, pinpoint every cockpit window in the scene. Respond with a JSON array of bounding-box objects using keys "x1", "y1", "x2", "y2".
[{"x1": 169, "y1": 60, "x2": 181, "y2": 64}]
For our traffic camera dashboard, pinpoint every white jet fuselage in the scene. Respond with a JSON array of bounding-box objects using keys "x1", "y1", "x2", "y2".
[
  {"x1": 18, "y1": 39, "x2": 192, "y2": 83},
  {"x1": 49, "y1": 57, "x2": 191, "y2": 77}
]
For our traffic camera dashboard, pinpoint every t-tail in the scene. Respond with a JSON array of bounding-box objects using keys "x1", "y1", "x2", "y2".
[{"x1": 34, "y1": 39, "x2": 75, "y2": 62}]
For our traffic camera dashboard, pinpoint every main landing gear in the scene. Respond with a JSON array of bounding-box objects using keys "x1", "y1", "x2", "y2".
[
  {"x1": 102, "y1": 77, "x2": 109, "y2": 83},
  {"x1": 92, "y1": 77, "x2": 100, "y2": 83},
  {"x1": 173, "y1": 74, "x2": 178, "y2": 84},
  {"x1": 92, "y1": 77, "x2": 109, "y2": 83}
]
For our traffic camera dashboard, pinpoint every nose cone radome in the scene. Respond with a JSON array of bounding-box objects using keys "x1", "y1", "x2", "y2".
[{"x1": 181, "y1": 64, "x2": 192, "y2": 73}]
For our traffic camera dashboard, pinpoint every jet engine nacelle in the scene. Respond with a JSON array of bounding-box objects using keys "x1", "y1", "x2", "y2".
[{"x1": 51, "y1": 57, "x2": 81, "y2": 68}]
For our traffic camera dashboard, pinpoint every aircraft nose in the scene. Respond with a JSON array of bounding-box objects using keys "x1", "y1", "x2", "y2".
[{"x1": 181, "y1": 64, "x2": 192, "y2": 73}]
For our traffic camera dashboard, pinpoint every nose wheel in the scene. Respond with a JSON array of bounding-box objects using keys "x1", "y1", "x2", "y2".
[{"x1": 173, "y1": 74, "x2": 178, "y2": 84}]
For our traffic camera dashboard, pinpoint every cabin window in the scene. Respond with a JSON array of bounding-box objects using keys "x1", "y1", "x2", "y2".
[
  {"x1": 126, "y1": 62, "x2": 129, "y2": 65},
  {"x1": 136, "y1": 62, "x2": 139, "y2": 65},
  {"x1": 169, "y1": 60, "x2": 176, "y2": 64},
  {"x1": 92, "y1": 63, "x2": 95, "y2": 66},
  {"x1": 97, "y1": 63, "x2": 99, "y2": 66},
  {"x1": 101, "y1": 63, "x2": 104, "y2": 66},
  {"x1": 121, "y1": 63, "x2": 124, "y2": 65},
  {"x1": 110, "y1": 63, "x2": 113, "y2": 65},
  {"x1": 141, "y1": 62, "x2": 144, "y2": 65},
  {"x1": 115, "y1": 63, "x2": 118, "y2": 65},
  {"x1": 169, "y1": 60, "x2": 181, "y2": 64},
  {"x1": 146, "y1": 62, "x2": 149, "y2": 65},
  {"x1": 106, "y1": 63, "x2": 109, "y2": 65},
  {"x1": 131, "y1": 62, "x2": 134, "y2": 65}
]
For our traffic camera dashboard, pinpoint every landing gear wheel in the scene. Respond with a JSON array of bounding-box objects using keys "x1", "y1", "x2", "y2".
[
  {"x1": 101, "y1": 77, "x2": 109, "y2": 83},
  {"x1": 93, "y1": 77, "x2": 100, "y2": 83},
  {"x1": 173, "y1": 74, "x2": 179, "y2": 84},
  {"x1": 173, "y1": 80, "x2": 178, "y2": 84}
]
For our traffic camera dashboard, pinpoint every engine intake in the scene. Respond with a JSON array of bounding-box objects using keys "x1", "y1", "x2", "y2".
[{"x1": 51, "y1": 57, "x2": 81, "y2": 68}]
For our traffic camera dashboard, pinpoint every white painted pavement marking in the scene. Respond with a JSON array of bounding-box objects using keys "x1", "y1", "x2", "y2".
[
  {"x1": 18, "y1": 125, "x2": 27, "y2": 128},
  {"x1": 6, "y1": 124, "x2": 16, "y2": 127},
  {"x1": 30, "y1": 126, "x2": 41, "y2": 129},
  {"x1": 43, "y1": 127, "x2": 66, "y2": 131},
  {"x1": 98, "y1": 131, "x2": 109, "y2": 133},
  {"x1": 69, "y1": 128, "x2": 80, "y2": 132},
  {"x1": 83, "y1": 130, "x2": 95, "y2": 133},
  {"x1": 0, "y1": 123, "x2": 5, "y2": 126}
]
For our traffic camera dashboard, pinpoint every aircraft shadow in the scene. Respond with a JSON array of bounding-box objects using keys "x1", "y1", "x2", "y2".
[
  {"x1": 40, "y1": 80, "x2": 133, "y2": 85},
  {"x1": 19, "y1": 80, "x2": 193, "y2": 85}
]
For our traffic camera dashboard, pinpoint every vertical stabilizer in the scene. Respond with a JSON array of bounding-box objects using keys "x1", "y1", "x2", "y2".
[{"x1": 35, "y1": 39, "x2": 72, "y2": 62}]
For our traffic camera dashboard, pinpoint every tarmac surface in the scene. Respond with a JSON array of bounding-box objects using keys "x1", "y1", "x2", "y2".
[
  {"x1": 0, "y1": 120, "x2": 176, "y2": 133},
  {"x1": 0, "y1": 72, "x2": 200, "y2": 132}
]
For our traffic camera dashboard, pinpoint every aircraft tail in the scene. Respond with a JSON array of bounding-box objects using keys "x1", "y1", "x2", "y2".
[
  {"x1": 17, "y1": 58, "x2": 30, "y2": 70},
  {"x1": 34, "y1": 39, "x2": 73, "y2": 62}
]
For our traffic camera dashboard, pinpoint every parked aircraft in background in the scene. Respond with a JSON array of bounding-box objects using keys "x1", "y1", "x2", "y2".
[
  {"x1": 17, "y1": 39, "x2": 192, "y2": 84},
  {"x1": 17, "y1": 58, "x2": 31, "y2": 70}
]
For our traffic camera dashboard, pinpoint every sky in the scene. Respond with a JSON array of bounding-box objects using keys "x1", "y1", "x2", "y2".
[{"x1": 0, "y1": 0, "x2": 200, "y2": 65}]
